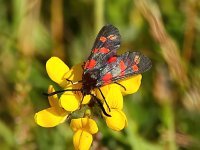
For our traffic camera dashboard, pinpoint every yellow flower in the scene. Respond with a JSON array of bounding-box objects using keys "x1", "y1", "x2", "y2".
[
  {"x1": 45, "y1": 56, "x2": 142, "y2": 116},
  {"x1": 34, "y1": 85, "x2": 68, "y2": 127},
  {"x1": 95, "y1": 75, "x2": 142, "y2": 99},
  {"x1": 102, "y1": 85, "x2": 128, "y2": 131},
  {"x1": 118, "y1": 75, "x2": 142, "y2": 95},
  {"x1": 70, "y1": 117, "x2": 98, "y2": 150},
  {"x1": 46, "y1": 57, "x2": 90, "y2": 112},
  {"x1": 98, "y1": 75, "x2": 142, "y2": 131},
  {"x1": 35, "y1": 56, "x2": 143, "y2": 150}
]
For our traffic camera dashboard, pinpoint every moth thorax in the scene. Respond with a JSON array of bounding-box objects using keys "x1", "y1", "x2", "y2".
[{"x1": 82, "y1": 71, "x2": 98, "y2": 95}]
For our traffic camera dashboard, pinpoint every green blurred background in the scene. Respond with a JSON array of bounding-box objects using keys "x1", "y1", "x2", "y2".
[{"x1": 1, "y1": 0, "x2": 200, "y2": 150}]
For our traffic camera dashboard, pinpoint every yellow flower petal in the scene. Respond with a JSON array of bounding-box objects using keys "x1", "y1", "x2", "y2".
[
  {"x1": 95, "y1": 84, "x2": 122, "y2": 100},
  {"x1": 71, "y1": 118, "x2": 97, "y2": 150},
  {"x1": 104, "y1": 85, "x2": 123, "y2": 110},
  {"x1": 118, "y1": 74, "x2": 142, "y2": 95},
  {"x1": 48, "y1": 85, "x2": 59, "y2": 107},
  {"x1": 73, "y1": 130, "x2": 93, "y2": 150},
  {"x1": 60, "y1": 92, "x2": 80, "y2": 111},
  {"x1": 85, "y1": 118, "x2": 98, "y2": 134},
  {"x1": 64, "y1": 63, "x2": 83, "y2": 82},
  {"x1": 70, "y1": 119, "x2": 82, "y2": 131},
  {"x1": 64, "y1": 63, "x2": 83, "y2": 90},
  {"x1": 70, "y1": 118, "x2": 98, "y2": 134},
  {"x1": 95, "y1": 75, "x2": 142, "y2": 99},
  {"x1": 82, "y1": 94, "x2": 91, "y2": 104},
  {"x1": 104, "y1": 109, "x2": 127, "y2": 131},
  {"x1": 46, "y1": 57, "x2": 69, "y2": 87},
  {"x1": 76, "y1": 92, "x2": 91, "y2": 104},
  {"x1": 34, "y1": 107, "x2": 68, "y2": 127},
  {"x1": 94, "y1": 85, "x2": 110, "y2": 100}
]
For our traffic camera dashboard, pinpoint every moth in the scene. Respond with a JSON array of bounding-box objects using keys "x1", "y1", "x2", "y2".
[{"x1": 46, "y1": 25, "x2": 152, "y2": 116}]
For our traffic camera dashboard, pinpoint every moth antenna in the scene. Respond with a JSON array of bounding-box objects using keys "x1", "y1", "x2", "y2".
[{"x1": 43, "y1": 89, "x2": 81, "y2": 96}]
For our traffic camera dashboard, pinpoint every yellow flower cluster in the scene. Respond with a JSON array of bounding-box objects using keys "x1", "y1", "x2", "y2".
[{"x1": 35, "y1": 57, "x2": 142, "y2": 150}]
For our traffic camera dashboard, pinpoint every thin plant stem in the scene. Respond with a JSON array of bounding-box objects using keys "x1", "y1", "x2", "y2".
[
  {"x1": 162, "y1": 102, "x2": 177, "y2": 150},
  {"x1": 94, "y1": 0, "x2": 105, "y2": 34}
]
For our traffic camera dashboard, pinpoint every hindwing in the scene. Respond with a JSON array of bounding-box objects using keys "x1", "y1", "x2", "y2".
[{"x1": 96, "y1": 51, "x2": 152, "y2": 86}]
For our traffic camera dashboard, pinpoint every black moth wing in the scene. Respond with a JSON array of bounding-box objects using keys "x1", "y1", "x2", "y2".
[
  {"x1": 83, "y1": 24, "x2": 121, "y2": 73},
  {"x1": 96, "y1": 51, "x2": 152, "y2": 87}
]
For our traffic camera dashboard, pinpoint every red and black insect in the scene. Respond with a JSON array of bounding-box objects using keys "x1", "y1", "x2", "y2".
[{"x1": 45, "y1": 24, "x2": 152, "y2": 116}]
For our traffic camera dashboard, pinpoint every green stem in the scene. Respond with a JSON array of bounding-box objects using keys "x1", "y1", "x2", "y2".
[
  {"x1": 162, "y1": 102, "x2": 177, "y2": 150},
  {"x1": 94, "y1": 0, "x2": 105, "y2": 33}
]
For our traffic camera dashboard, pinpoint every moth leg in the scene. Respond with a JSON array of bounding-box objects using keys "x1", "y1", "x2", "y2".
[
  {"x1": 77, "y1": 96, "x2": 85, "y2": 110},
  {"x1": 67, "y1": 95, "x2": 85, "y2": 120},
  {"x1": 114, "y1": 82, "x2": 126, "y2": 91},
  {"x1": 66, "y1": 79, "x2": 82, "y2": 85},
  {"x1": 97, "y1": 87, "x2": 111, "y2": 112},
  {"x1": 80, "y1": 96, "x2": 84, "y2": 104},
  {"x1": 66, "y1": 79, "x2": 73, "y2": 84},
  {"x1": 81, "y1": 63, "x2": 85, "y2": 69},
  {"x1": 90, "y1": 94, "x2": 111, "y2": 117}
]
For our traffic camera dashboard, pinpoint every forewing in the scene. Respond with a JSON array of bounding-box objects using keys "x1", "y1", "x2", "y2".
[
  {"x1": 96, "y1": 51, "x2": 152, "y2": 86},
  {"x1": 83, "y1": 24, "x2": 121, "y2": 72}
]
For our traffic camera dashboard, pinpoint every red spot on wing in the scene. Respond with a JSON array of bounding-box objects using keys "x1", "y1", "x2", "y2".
[
  {"x1": 134, "y1": 55, "x2": 140, "y2": 64},
  {"x1": 84, "y1": 59, "x2": 97, "y2": 69},
  {"x1": 119, "y1": 61, "x2": 126, "y2": 76},
  {"x1": 93, "y1": 48, "x2": 98, "y2": 53},
  {"x1": 100, "y1": 36, "x2": 107, "y2": 42},
  {"x1": 107, "y1": 56, "x2": 117, "y2": 63},
  {"x1": 102, "y1": 73, "x2": 112, "y2": 84},
  {"x1": 132, "y1": 64, "x2": 139, "y2": 71},
  {"x1": 107, "y1": 34, "x2": 117, "y2": 40},
  {"x1": 99, "y1": 47, "x2": 110, "y2": 53}
]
